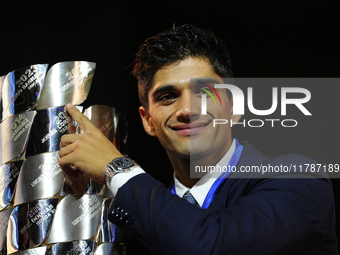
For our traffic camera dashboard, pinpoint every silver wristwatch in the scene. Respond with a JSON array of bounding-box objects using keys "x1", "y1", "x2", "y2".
[{"x1": 104, "y1": 156, "x2": 138, "y2": 187}]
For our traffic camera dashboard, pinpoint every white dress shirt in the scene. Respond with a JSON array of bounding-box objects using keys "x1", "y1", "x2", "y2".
[{"x1": 173, "y1": 139, "x2": 236, "y2": 206}]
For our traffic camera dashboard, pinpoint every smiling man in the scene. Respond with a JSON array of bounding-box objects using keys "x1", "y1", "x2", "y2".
[
  {"x1": 139, "y1": 57, "x2": 239, "y2": 188},
  {"x1": 59, "y1": 25, "x2": 337, "y2": 254}
]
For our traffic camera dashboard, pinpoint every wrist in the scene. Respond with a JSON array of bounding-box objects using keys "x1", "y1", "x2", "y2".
[{"x1": 104, "y1": 155, "x2": 139, "y2": 188}]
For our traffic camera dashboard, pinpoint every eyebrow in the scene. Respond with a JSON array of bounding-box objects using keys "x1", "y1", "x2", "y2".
[
  {"x1": 151, "y1": 85, "x2": 177, "y2": 99},
  {"x1": 192, "y1": 78, "x2": 222, "y2": 86}
]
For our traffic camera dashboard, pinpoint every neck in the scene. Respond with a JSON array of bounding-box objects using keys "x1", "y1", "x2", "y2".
[
  {"x1": 167, "y1": 155, "x2": 200, "y2": 188},
  {"x1": 167, "y1": 139, "x2": 232, "y2": 189}
]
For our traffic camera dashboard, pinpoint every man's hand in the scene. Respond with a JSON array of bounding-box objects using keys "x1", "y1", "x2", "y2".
[{"x1": 59, "y1": 104, "x2": 123, "y2": 186}]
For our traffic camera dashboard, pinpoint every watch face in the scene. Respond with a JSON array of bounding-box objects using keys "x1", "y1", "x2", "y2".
[{"x1": 112, "y1": 157, "x2": 134, "y2": 169}]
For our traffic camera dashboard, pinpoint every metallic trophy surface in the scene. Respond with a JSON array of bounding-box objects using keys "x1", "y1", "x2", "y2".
[
  {"x1": 7, "y1": 198, "x2": 59, "y2": 250},
  {"x1": 0, "y1": 207, "x2": 13, "y2": 254},
  {"x1": 1, "y1": 64, "x2": 47, "y2": 121},
  {"x1": 36, "y1": 61, "x2": 95, "y2": 110},
  {"x1": 0, "y1": 161, "x2": 23, "y2": 210},
  {"x1": 0, "y1": 62, "x2": 127, "y2": 255},
  {"x1": 0, "y1": 111, "x2": 36, "y2": 166},
  {"x1": 13, "y1": 152, "x2": 64, "y2": 205}
]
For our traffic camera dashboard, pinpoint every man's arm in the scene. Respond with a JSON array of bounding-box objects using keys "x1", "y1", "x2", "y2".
[
  {"x1": 59, "y1": 104, "x2": 123, "y2": 186},
  {"x1": 109, "y1": 173, "x2": 336, "y2": 255},
  {"x1": 58, "y1": 105, "x2": 336, "y2": 255}
]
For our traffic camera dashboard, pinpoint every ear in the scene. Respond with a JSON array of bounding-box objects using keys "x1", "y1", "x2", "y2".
[
  {"x1": 229, "y1": 96, "x2": 243, "y2": 125},
  {"x1": 139, "y1": 106, "x2": 157, "y2": 137}
]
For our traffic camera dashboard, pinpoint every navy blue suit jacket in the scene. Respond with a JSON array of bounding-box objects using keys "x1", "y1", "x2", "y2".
[{"x1": 109, "y1": 142, "x2": 338, "y2": 254}]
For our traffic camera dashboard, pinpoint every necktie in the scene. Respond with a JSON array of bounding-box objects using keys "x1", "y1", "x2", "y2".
[{"x1": 183, "y1": 191, "x2": 199, "y2": 206}]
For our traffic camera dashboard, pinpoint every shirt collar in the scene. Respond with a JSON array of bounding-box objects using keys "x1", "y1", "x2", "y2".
[{"x1": 174, "y1": 139, "x2": 236, "y2": 207}]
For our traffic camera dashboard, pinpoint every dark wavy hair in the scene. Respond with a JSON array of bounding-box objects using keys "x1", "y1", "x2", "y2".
[{"x1": 132, "y1": 24, "x2": 233, "y2": 109}]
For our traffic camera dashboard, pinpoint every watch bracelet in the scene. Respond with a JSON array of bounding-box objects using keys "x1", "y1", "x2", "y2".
[{"x1": 104, "y1": 156, "x2": 139, "y2": 188}]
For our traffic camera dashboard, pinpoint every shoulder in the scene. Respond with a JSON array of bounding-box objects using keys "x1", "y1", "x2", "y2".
[
  {"x1": 236, "y1": 141, "x2": 330, "y2": 180},
  {"x1": 240, "y1": 140, "x2": 317, "y2": 164},
  {"x1": 224, "y1": 141, "x2": 335, "y2": 214},
  {"x1": 265, "y1": 153, "x2": 317, "y2": 165}
]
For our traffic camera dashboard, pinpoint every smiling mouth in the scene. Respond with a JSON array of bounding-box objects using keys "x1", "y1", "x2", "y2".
[{"x1": 171, "y1": 122, "x2": 210, "y2": 135}]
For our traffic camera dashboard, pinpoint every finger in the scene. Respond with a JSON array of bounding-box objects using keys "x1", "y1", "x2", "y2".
[
  {"x1": 68, "y1": 120, "x2": 78, "y2": 134},
  {"x1": 65, "y1": 174, "x2": 89, "y2": 194},
  {"x1": 59, "y1": 162, "x2": 79, "y2": 180},
  {"x1": 59, "y1": 140, "x2": 75, "y2": 159},
  {"x1": 65, "y1": 104, "x2": 96, "y2": 133},
  {"x1": 60, "y1": 134, "x2": 81, "y2": 148},
  {"x1": 59, "y1": 150, "x2": 84, "y2": 181},
  {"x1": 65, "y1": 108, "x2": 77, "y2": 134}
]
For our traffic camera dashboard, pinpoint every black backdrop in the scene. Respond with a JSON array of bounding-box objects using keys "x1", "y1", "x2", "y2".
[{"x1": 1, "y1": 0, "x2": 339, "y2": 243}]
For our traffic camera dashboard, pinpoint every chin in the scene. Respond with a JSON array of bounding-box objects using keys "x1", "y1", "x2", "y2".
[{"x1": 188, "y1": 147, "x2": 211, "y2": 159}]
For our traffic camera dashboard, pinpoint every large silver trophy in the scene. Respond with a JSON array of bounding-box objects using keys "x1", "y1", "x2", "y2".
[{"x1": 0, "y1": 62, "x2": 127, "y2": 255}]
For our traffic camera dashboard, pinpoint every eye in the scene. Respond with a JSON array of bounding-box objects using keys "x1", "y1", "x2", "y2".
[
  {"x1": 158, "y1": 94, "x2": 177, "y2": 103},
  {"x1": 159, "y1": 94, "x2": 173, "y2": 100}
]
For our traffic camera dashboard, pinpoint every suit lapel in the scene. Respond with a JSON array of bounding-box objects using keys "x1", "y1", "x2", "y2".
[
  {"x1": 168, "y1": 141, "x2": 268, "y2": 211},
  {"x1": 205, "y1": 141, "x2": 268, "y2": 210}
]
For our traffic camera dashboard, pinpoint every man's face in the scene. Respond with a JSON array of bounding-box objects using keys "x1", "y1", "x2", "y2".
[{"x1": 139, "y1": 57, "x2": 240, "y2": 163}]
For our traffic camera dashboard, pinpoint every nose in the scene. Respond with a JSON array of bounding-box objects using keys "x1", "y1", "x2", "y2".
[{"x1": 176, "y1": 91, "x2": 199, "y2": 121}]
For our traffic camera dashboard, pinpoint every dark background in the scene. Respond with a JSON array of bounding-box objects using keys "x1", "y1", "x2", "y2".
[{"x1": 1, "y1": 0, "x2": 339, "y2": 243}]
